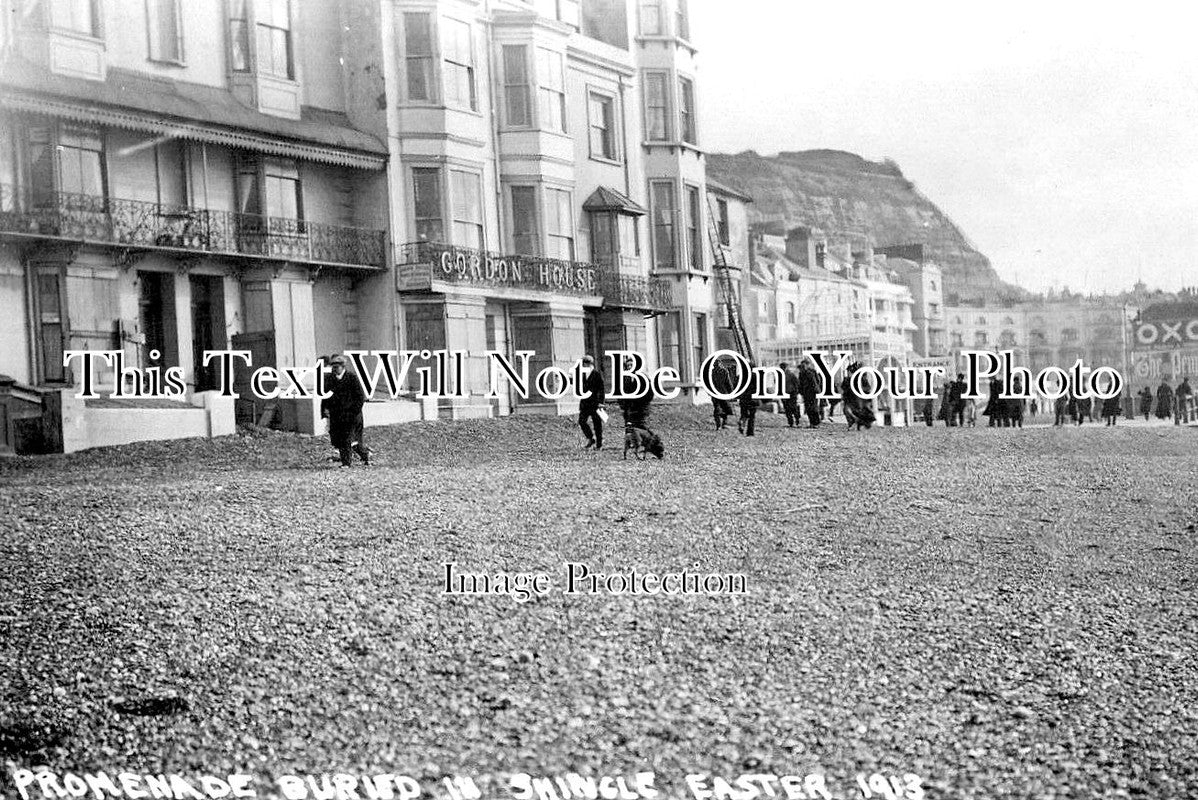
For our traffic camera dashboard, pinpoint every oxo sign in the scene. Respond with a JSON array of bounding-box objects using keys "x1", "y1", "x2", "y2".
[{"x1": 1135, "y1": 318, "x2": 1198, "y2": 346}]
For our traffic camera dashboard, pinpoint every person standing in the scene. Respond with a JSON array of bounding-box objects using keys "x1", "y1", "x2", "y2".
[
  {"x1": 799, "y1": 360, "x2": 822, "y2": 428},
  {"x1": 577, "y1": 354, "x2": 606, "y2": 450},
  {"x1": 709, "y1": 356, "x2": 736, "y2": 430},
  {"x1": 1138, "y1": 386, "x2": 1153, "y2": 420},
  {"x1": 1155, "y1": 378, "x2": 1174, "y2": 420},
  {"x1": 322, "y1": 354, "x2": 370, "y2": 467},
  {"x1": 737, "y1": 362, "x2": 760, "y2": 436},
  {"x1": 780, "y1": 362, "x2": 801, "y2": 428},
  {"x1": 1176, "y1": 376, "x2": 1192, "y2": 423},
  {"x1": 948, "y1": 373, "x2": 967, "y2": 427},
  {"x1": 1030, "y1": 398, "x2": 1039, "y2": 419},
  {"x1": 1054, "y1": 394, "x2": 1069, "y2": 426},
  {"x1": 1102, "y1": 392, "x2": 1123, "y2": 426}
]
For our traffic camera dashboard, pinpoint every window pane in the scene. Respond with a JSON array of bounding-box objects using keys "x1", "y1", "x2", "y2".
[
  {"x1": 652, "y1": 182, "x2": 675, "y2": 270},
  {"x1": 51, "y1": 0, "x2": 94, "y2": 35},
  {"x1": 645, "y1": 73, "x2": 668, "y2": 140},
  {"x1": 503, "y1": 45, "x2": 530, "y2": 126},
  {"x1": 451, "y1": 170, "x2": 483, "y2": 249},
  {"x1": 230, "y1": 20, "x2": 249, "y2": 71},
  {"x1": 405, "y1": 13, "x2": 432, "y2": 54},
  {"x1": 511, "y1": 186, "x2": 539, "y2": 255},
  {"x1": 413, "y1": 168, "x2": 443, "y2": 242},
  {"x1": 679, "y1": 78, "x2": 696, "y2": 143},
  {"x1": 639, "y1": 0, "x2": 661, "y2": 35}
]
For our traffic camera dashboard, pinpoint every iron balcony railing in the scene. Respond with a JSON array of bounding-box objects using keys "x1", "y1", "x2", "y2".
[
  {"x1": 0, "y1": 183, "x2": 386, "y2": 269},
  {"x1": 397, "y1": 241, "x2": 672, "y2": 311}
]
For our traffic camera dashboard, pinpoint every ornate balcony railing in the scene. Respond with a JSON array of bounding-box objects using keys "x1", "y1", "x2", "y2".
[
  {"x1": 0, "y1": 183, "x2": 386, "y2": 269},
  {"x1": 396, "y1": 240, "x2": 671, "y2": 311}
]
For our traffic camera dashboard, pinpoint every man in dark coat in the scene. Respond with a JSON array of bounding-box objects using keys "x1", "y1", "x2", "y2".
[
  {"x1": 948, "y1": 373, "x2": 967, "y2": 427},
  {"x1": 737, "y1": 362, "x2": 760, "y2": 436},
  {"x1": 780, "y1": 362, "x2": 801, "y2": 427},
  {"x1": 322, "y1": 354, "x2": 369, "y2": 467},
  {"x1": 798, "y1": 360, "x2": 821, "y2": 427},
  {"x1": 1155, "y1": 379, "x2": 1174, "y2": 420},
  {"x1": 1138, "y1": 386, "x2": 1153, "y2": 420},
  {"x1": 710, "y1": 357, "x2": 736, "y2": 430},
  {"x1": 1176, "y1": 377, "x2": 1192, "y2": 423},
  {"x1": 577, "y1": 354, "x2": 606, "y2": 450}
]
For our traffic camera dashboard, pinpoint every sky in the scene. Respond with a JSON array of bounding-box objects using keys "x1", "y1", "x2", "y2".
[{"x1": 692, "y1": 0, "x2": 1198, "y2": 295}]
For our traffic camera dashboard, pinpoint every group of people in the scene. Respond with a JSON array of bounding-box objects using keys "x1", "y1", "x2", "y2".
[{"x1": 1136, "y1": 377, "x2": 1193, "y2": 422}]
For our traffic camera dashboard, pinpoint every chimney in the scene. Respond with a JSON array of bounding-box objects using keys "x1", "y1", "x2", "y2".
[
  {"x1": 785, "y1": 226, "x2": 816, "y2": 268},
  {"x1": 815, "y1": 240, "x2": 826, "y2": 270}
]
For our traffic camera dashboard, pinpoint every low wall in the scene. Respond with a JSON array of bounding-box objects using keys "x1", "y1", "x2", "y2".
[{"x1": 59, "y1": 391, "x2": 235, "y2": 453}]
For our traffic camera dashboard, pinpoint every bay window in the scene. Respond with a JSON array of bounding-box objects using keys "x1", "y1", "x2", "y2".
[
  {"x1": 537, "y1": 48, "x2": 566, "y2": 132},
  {"x1": 545, "y1": 188, "x2": 574, "y2": 260},
  {"x1": 644, "y1": 72, "x2": 669, "y2": 141},
  {"x1": 450, "y1": 170, "x2": 484, "y2": 249},
  {"x1": 413, "y1": 167, "x2": 444, "y2": 243},
  {"x1": 679, "y1": 77, "x2": 696, "y2": 144},
  {"x1": 442, "y1": 18, "x2": 476, "y2": 110},
  {"x1": 650, "y1": 181, "x2": 675, "y2": 270},
  {"x1": 404, "y1": 13, "x2": 435, "y2": 102},
  {"x1": 511, "y1": 186, "x2": 540, "y2": 255},
  {"x1": 502, "y1": 45, "x2": 531, "y2": 126}
]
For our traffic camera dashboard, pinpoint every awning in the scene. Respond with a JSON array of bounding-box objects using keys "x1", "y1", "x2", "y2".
[
  {"x1": 0, "y1": 60, "x2": 387, "y2": 170},
  {"x1": 582, "y1": 186, "x2": 647, "y2": 215}
]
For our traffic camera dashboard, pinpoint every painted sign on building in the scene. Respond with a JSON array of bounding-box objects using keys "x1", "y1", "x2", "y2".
[{"x1": 1130, "y1": 316, "x2": 1198, "y2": 382}]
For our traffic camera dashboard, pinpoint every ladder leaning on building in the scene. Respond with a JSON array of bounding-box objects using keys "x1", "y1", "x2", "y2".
[{"x1": 706, "y1": 197, "x2": 755, "y2": 365}]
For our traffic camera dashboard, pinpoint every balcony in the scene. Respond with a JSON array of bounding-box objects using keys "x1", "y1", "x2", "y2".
[
  {"x1": 0, "y1": 184, "x2": 386, "y2": 269},
  {"x1": 396, "y1": 241, "x2": 671, "y2": 311}
]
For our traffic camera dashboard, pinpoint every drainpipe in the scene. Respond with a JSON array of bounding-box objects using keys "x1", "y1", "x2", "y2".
[{"x1": 483, "y1": 0, "x2": 503, "y2": 250}]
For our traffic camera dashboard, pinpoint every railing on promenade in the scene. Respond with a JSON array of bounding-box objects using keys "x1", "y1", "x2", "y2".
[
  {"x1": 0, "y1": 183, "x2": 386, "y2": 269},
  {"x1": 396, "y1": 241, "x2": 671, "y2": 311}
]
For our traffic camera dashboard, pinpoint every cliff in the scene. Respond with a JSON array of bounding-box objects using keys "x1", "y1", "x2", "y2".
[{"x1": 706, "y1": 149, "x2": 1023, "y2": 301}]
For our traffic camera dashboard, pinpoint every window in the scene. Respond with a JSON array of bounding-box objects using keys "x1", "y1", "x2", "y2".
[
  {"x1": 684, "y1": 184, "x2": 702, "y2": 270},
  {"x1": 450, "y1": 170, "x2": 483, "y2": 250},
  {"x1": 413, "y1": 167, "x2": 443, "y2": 242},
  {"x1": 716, "y1": 198, "x2": 729, "y2": 245},
  {"x1": 545, "y1": 188, "x2": 574, "y2": 260},
  {"x1": 675, "y1": 0, "x2": 690, "y2": 39},
  {"x1": 786, "y1": 302, "x2": 795, "y2": 324},
  {"x1": 644, "y1": 72, "x2": 669, "y2": 141},
  {"x1": 650, "y1": 181, "x2": 675, "y2": 271},
  {"x1": 502, "y1": 45, "x2": 531, "y2": 127},
  {"x1": 442, "y1": 19, "x2": 476, "y2": 110},
  {"x1": 256, "y1": 0, "x2": 293, "y2": 79},
  {"x1": 1000, "y1": 330, "x2": 1017, "y2": 348},
  {"x1": 50, "y1": 0, "x2": 97, "y2": 35},
  {"x1": 974, "y1": 331, "x2": 988, "y2": 347},
  {"x1": 229, "y1": 0, "x2": 250, "y2": 72},
  {"x1": 976, "y1": 316, "x2": 987, "y2": 325},
  {"x1": 659, "y1": 312, "x2": 680, "y2": 372},
  {"x1": 693, "y1": 313, "x2": 707, "y2": 377},
  {"x1": 36, "y1": 268, "x2": 66, "y2": 382},
  {"x1": 678, "y1": 77, "x2": 696, "y2": 144},
  {"x1": 588, "y1": 92, "x2": 617, "y2": 160},
  {"x1": 638, "y1": 0, "x2": 663, "y2": 35},
  {"x1": 146, "y1": 0, "x2": 183, "y2": 63},
  {"x1": 537, "y1": 48, "x2": 566, "y2": 132},
  {"x1": 590, "y1": 212, "x2": 616, "y2": 264},
  {"x1": 950, "y1": 332, "x2": 963, "y2": 348},
  {"x1": 929, "y1": 302, "x2": 940, "y2": 316},
  {"x1": 154, "y1": 140, "x2": 188, "y2": 208},
  {"x1": 405, "y1": 13, "x2": 435, "y2": 102},
  {"x1": 264, "y1": 159, "x2": 301, "y2": 220},
  {"x1": 511, "y1": 186, "x2": 539, "y2": 255},
  {"x1": 57, "y1": 125, "x2": 105, "y2": 197}
]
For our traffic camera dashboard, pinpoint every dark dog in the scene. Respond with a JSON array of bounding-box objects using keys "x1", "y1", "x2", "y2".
[{"x1": 623, "y1": 425, "x2": 665, "y2": 460}]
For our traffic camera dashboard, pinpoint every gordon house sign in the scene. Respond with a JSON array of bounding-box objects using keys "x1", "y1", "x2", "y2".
[{"x1": 433, "y1": 245, "x2": 598, "y2": 295}]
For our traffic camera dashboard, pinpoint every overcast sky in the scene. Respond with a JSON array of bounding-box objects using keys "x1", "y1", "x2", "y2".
[{"x1": 692, "y1": 0, "x2": 1198, "y2": 295}]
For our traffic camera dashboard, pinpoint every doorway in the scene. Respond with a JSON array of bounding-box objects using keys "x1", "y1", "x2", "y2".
[{"x1": 190, "y1": 275, "x2": 225, "y2": 391}]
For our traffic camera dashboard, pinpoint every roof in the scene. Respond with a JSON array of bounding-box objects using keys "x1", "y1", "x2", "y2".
[
  {"x1": 753, "y1": 242, "x2": 859, "y2": 286},
  {"x1": 582, "y1": 186, "x2": 646, "y2": 215},
  {"x1": 0, "y1": 59, "x2": 387, "y2": 169},
  {"x1": 706, "y1": 178, "x2": 753, "y2": 203}
]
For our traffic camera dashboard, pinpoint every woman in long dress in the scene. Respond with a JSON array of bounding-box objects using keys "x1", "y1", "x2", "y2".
[{"x1": 1155, "y1": 380, "x2": 1174, "y2": 420}]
